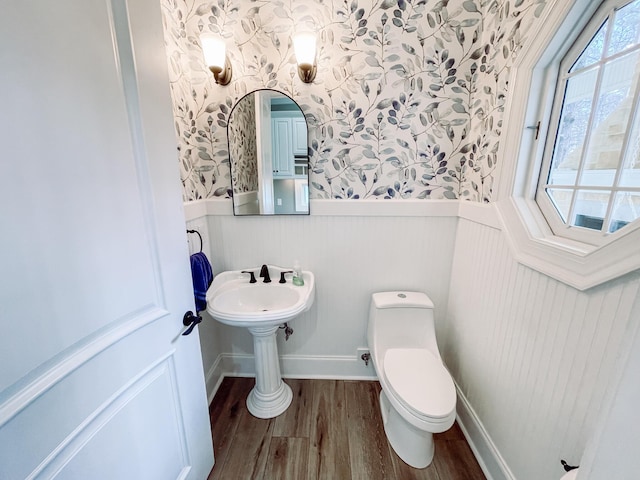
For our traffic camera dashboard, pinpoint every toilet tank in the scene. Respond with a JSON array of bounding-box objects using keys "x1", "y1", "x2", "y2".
[{"x1": 368, "y1": 291, "x2": 441, "y2": 359}]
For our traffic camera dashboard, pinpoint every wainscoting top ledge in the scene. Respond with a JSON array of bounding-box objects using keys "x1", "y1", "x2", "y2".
[{"x1": 183, "y1": 198, "x2": 489, "y2": 220}]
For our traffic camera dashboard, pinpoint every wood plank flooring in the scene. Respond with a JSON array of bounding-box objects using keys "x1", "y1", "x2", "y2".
[{"x1": 207, "y1": 377, "x2": 486, "y2": 480}]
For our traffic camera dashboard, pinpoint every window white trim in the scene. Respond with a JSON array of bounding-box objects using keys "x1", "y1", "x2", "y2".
[
  {"x1": 496, "y1": 0, "x2": 640, "y2": 290},
  {"x1": 535, "y1": 0, "x2": 640, "y2": 245}
]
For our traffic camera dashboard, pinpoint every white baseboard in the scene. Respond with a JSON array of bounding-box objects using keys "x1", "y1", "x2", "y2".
[
  {"x1": 280, "y1": 354, "x2": 377, "y2": 380},
  {"x1": 204, "y1": 355, "x2": 224, "y2": 405},
  {"x1": 455, "y1": 382, "x2": 515, "y2": 480},
  {"x1": 204, "y1": 353, "x2": 377, "y2": 401}
]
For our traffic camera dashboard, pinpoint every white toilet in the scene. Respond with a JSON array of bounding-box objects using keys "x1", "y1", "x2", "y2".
[{"x1": 367, "y1": 291, "x2": 456, "y2": 468}]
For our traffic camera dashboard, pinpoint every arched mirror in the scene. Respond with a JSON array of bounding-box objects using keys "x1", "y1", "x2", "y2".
[{"x1": 228, "y1": 89, "x2": 310, "y2": 215}]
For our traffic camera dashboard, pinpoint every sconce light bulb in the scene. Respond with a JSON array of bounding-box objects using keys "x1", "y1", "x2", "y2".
[
  {"x1": 293, "y1": 32, "x2": 317, "y2": 83},
  {"x1": 200, "y1": 34, "x2": 232, "y2": 85},
  {"x1": 201, "y1": 34, "x2": 226, "y2": 68},
  {"x1": 293, "y1": 32, "x2": 317, "y2": 66}
]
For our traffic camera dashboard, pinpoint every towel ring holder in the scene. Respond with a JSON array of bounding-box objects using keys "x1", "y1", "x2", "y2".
[{"x1": 186, "y1": 229, "x2": 203, "y2": 253}]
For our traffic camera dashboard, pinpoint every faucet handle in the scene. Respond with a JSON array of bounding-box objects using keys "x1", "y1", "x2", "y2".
[
  {"x1": 241, "y1": 270, "x2": 257, "y2": 283},
  {"x1": 279, "y1": 271, "x2": 294, "y2": 283}
]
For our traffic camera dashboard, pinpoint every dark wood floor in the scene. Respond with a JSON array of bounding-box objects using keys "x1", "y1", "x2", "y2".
[{"x1": 207, "y1": 377, "x2": 486, "y2": 480}]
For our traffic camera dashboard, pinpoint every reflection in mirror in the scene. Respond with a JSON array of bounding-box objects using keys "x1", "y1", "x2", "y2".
[{"x1": 228, "y1": 90, "x2": 309, "y2": 215}]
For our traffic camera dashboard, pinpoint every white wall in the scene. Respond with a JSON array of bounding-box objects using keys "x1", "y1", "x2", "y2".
[
  {"x1": 187, "y1": 200, "x2": 640, "y2": 479},
  {"x1": 186, "y1": 200, "x2": 458, "y2": 398},
  {"x1": 446, "y1": 214, "x2": 640, "y2": 480},
  {"x1": 579, "y1": 291, "x2": 640, "y2": 479}
]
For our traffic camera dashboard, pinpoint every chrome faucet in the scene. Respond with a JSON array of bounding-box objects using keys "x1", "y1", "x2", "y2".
[{"x1": 259, "y1": 264, "x2": 271, "y2": 283}]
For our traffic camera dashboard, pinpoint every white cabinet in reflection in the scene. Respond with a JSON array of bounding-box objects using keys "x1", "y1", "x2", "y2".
[
  {"x1": 272, "y1": 113, "x2": 307, "y2": 178},
  {"x1": 292, "y1": 117, "x2": 307, "y2": 156},
  {"x1": 271, "y1": 117, "x2": 294, "y2": 177}
]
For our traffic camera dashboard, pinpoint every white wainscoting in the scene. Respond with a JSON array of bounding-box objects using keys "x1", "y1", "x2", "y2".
[
  {"x1": 185, "y1": 218, "x2": 222, "y2": 404},
  {"x1": 445, "y1": 217, "x2": 640, "y2": 480},
  {"x1": 186, "y1": 200, "x2": 459, "y2": 400},
  {"x1": 455, "y1": 381, "x2": 516, "y2": 480},
  {"x1": 186, "y1": 198, "x2": 640, "y2": 480}
]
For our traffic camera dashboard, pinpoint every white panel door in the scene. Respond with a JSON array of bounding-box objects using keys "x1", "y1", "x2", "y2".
[{"x1": 0, "y1": 0, "x2": 214, "y2": 479}]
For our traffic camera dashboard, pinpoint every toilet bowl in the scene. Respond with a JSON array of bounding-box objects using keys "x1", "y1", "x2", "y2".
[{"x1": 367, "y1": 291, "x2": 456, "y2": 468}]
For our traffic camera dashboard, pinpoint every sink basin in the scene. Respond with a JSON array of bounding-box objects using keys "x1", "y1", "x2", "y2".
[
  {"x1": 206, "y1": 269, "x2": 315, "y2": 327},
  {"x1": 205, "y1": 267, "x2": 316, "y2": 419}
]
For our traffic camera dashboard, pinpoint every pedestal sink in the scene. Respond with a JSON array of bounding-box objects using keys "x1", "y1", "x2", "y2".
[{"x1": 205, "y1": 267, "x2": 315, "y2": 418}]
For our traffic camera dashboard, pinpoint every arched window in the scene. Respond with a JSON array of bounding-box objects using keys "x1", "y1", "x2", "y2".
[{"x1": 536, "y1": 0, "x2": 640, "y2": 244}]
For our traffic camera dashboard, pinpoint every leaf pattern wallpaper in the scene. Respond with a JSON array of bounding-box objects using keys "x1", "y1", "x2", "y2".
[{"x1": 161, "y1": 0, "x2": 547, "y2": 202}]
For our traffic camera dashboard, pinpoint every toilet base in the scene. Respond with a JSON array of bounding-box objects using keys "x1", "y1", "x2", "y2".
[{"x1": 379, "y1": 390, "x2": 435, "y2": 469}]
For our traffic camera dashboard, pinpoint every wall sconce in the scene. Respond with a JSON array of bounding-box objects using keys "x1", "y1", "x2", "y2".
[
  {"x1": 200, "y1": 34, "x2": 232, "y2": 85},
  {"x1": 293, "y1": 32, "x2": 317, "y2": 83}
]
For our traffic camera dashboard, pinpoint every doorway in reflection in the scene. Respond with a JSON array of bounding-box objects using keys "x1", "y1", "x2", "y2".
[{"x1": 228, "y1": 90, "x2": 310, "y2": 215}]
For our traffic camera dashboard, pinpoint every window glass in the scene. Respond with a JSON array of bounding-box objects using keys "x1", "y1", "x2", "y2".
[
  {"x1": 572, "y1": 190, "x2": 611, "y2": 229},
  {"x1": 548, "y1": 69, "x2": 598, "y2": 186},
  {"x1": 571, "y1": 21, "x2": 608, "y2": 72},
  {"x1": 580, "y1": 51, "x2": 639, "y2": 187},
  {"x1": 607, "y1": 0, "x2": 640, "y2": 56},
  {"x1": 546, "y1": 188, "x2": 573, "y2": 222},
  {"x1": 609, "y1": 191, "x2": 640, "y2": 231},
  {"x1": 619, "y1": 104, "x2": 640, "y2": 187},
  {"x1": 540, "y1": 0, "x2": 640, "y2": 236}
]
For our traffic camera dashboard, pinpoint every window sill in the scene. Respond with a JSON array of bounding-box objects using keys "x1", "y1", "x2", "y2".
[{"x1": 497, "y1": 197, "x2": 640, "y2": 290}]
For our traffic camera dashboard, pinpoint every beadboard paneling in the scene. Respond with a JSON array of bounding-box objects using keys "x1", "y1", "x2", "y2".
[
  {"x1": 186, "y1": 217, "x2": 223, "y2": 399},
  {"x1": 204, "y1": 213, "x2": 458, "y2": 366},
  {"x1": 445, "y1": 218, "x2": 640, "y2": 480}
]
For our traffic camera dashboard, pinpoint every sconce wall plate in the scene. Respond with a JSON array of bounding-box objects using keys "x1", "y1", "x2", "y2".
[
  {"x1": 209, "y1": 57, "x2": 232, "y2": 85},
  {"x1": 297, "y1": 63, "x2": 317, "y2": 83}
]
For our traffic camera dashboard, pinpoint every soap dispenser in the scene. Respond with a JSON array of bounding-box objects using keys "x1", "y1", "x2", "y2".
[{"x1": 292, "y1": 261, "x2": 304, "y2": 286}]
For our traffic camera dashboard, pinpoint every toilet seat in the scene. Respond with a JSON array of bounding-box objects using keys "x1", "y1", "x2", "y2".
[{"x1": 383, "y1": 348, "x2": 456, "y2": 420}]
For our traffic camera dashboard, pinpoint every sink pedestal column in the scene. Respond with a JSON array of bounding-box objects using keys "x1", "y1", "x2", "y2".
[{"x1": 246, "y1": 325, "x2": 292, "y2": 419}]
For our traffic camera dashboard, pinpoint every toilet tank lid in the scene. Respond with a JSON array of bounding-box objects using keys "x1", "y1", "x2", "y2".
[{"x1": 372, "y1": 291, "x2": 434, "y2": 309}]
